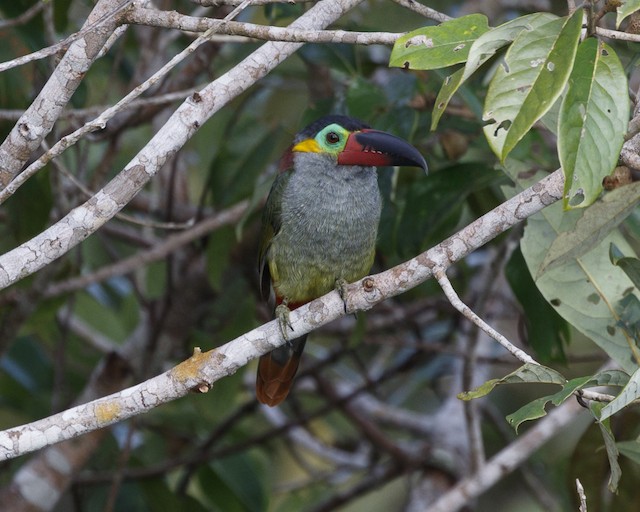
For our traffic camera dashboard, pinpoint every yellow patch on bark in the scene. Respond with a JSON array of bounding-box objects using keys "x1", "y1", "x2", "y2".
[
  {"x1": 95, "y1": 400, "x2": 121, "y2": 424},
  {"x1": 171, "y1": 346, "x2": 209, "y2": 383}
]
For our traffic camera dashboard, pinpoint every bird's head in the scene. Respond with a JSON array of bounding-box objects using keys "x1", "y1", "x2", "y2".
[{"x1": 283, "y1": 115, "x2": 427, "y2": 173}]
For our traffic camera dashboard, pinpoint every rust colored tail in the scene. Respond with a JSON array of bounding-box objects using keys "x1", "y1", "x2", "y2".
[{"x1": 256, "y1": 335, "x2": 307, "y2": 406}]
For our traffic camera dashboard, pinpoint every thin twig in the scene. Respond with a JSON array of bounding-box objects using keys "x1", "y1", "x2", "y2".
[
  {"x1": 0, "y1": 1, "x2": 46, "y2": 29},
  {"x1": 433, "y1": 267, "x2": 539, "y2": 366},
  {"x1": 0, "y1": 1, "x2": 133, "y2": 73},
  {"x1": 46, "y1": 142, "x2": 196, "y2": 230},
  {"x1": 43, "y1": 200, "x2": 249, "y2": 298},
  {"x1": 0, "y1": 25, "x2": 222, "y2": 205},
  {"x1": 389, "y1": 0, "x2": 452, "y2": 22},
  {"x1": 576, "y1": 478, "x2": 588, "y2": 512},
  {"x1": 596, "y1": 26, "x2": 640, "y2": 42}
]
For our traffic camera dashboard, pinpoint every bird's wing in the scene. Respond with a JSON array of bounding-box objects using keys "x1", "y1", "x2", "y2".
[{"x1": 258, "y1": 169, "x2": 291, "y2": 301}]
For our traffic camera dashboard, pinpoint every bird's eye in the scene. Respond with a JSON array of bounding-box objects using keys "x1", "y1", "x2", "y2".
[{"x1": 325, "y1": 131, "x2": 340, "y2": 144}]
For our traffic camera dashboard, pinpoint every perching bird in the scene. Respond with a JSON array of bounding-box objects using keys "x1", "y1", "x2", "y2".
[{"x1": 257, "y1": 115, "x2": 427, "y2": 406}]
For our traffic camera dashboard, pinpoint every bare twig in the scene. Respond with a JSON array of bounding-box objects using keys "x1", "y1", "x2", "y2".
[
  {"x1": 596, "y1": 26, "x2": 640, "y2": 42},
  {"x1": 0, "y1": 24, "x2": 224, "y2": 205},
  {"x1": 0, "y1": 2, "x2": 46, "y2": 29},
  {"x1": 433, "y1": 267, "x2": 539, "y2": 365},
  {"x1": 389, "y1": 0, "x2": 452, "y2": 22},
  {"x1": 125, "y1": 7, "x2": 401, "y2": 44},
  {"x1": 0, "y1": 0, "x2": 132, "y2": 187},
  {"x1": 43, "y1": 200, "x2": 250, "y2": 298},
  {"x1": 576, "y1": 478, "x2": 588, "y2": 512}
]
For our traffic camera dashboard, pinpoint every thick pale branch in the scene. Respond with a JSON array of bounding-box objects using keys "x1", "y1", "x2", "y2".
[
  {"x1": 0, "y1": 0, "x2": 366, "y2": 291},
  {"x1": 0, "y1": 0, "x2": 132, "y2": 187},
  {"x1": 0, "y1": 25, "x2": 221, "y2": 205},
  {"x1": 126, "y1": 7, "x2": 401, "y2": 44},
  {"x1": 0, "y1": 170, "x2": 565, "y2": 460}
]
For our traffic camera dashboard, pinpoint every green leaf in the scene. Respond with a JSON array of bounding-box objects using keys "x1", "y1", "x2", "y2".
[
  {"x1": 211, "y1": 454, "x2": 267, "y2": 512},
  {"x1": 551, "y1": 376, "x2": 594, "y2": 404},
  {"x1": 483, "y1": 10, "x2": 582, "y2": 160},
  {"x1": 505, "y1": 164, "x2": 640, "y2": 372},
  {"x1": 601, "y1": 366, "x2": 640, "y2": 420},
  {"x1": 506, "y1": 247, "x2": 569, "y2": 362},
  {"x1": 431, "y1": 13, "x2": 557, "y2": 130},
  {"x1": 431, "y1": 67, "x2": 464, "y2": 130},
  {"x1": 587, "y1": 369, "x2": 630, "y2": 388},
  {"x1": 611, "y1": 243, "x2": 640, "y2": 290},
  {"x1": 506, "y1": 396, "x2": 553, "y2": 432},
  {"x1": 540, "y1": 182, "x2": 640, "y2": 273},
  {"x1": 617, "y1": 440, "x2": 640, "y2": 465},
  {"x1": 459, "y1": 363, "x2": 566, "y2": 400},
  {"x1": 559, "y1": 39, "x2": 630, "y2": 208},
  {"x1": 616, "y1": 293, "x2": 640, "y2": 342},
  {"x1": 617, "y1": 0, "x2": 640, "y2": 28},
  {"x1": 591, "y1": 402, "x2": 622, "y2": 492},
  {"x1": 462, "y1": 12, "x2": 558, "y2": 82},
  {"x1": 506, "y1": 376, "x2": 593, "y2": 432},
  {"x1": 499, "y1": 369, "x2": 630, "y2": 431},
  {"x1": 390, "y1": 14, "x2": 489, "y2": 70}
]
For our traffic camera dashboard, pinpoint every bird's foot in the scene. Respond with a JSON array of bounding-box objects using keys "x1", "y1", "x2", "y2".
[
  {"x1": 275, "y1": 301, "x2": 294, "y2": 346},
  {"x1": 335, "y1": 278, "x2": 350, "y2": 315}
]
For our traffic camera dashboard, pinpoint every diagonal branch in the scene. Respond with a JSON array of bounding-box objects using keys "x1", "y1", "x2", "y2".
[
  {"x1": 0, "y1": 0, "x2": 132, "y2": 187},
  {"x1": 0, "y1": 169, "x2": 565, "y2": 460},
  {"x1": 426, "y1": 396, "x2": 588, "y2": 512},
  {"x1": 0, "y1": 0, "x2": 367, "y2": 291},
  {"x1": 434, "y1": 267, "x2": 539, "y2": 365}
]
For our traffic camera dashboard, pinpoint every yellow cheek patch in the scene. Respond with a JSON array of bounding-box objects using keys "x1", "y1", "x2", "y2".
[{"x1": 292, "y1": 138, "x2": 321, "y2": 153}]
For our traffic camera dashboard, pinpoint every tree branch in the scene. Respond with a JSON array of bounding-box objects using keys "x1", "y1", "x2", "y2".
[
  {"x1": 0, "y1": 0, "x2": 368, "y2": 291},
  {"x1": 0, "y1": 169, "x2": 565, "y2": 460},
  {"x1": 426, "y1": 397, "x2": 588, "y2": 512},
  {"x1": 0, "y1": 0, "x2": 132, "y2": 187},
  {"x1": 125, "y1": 6, "x2": 402, "y2": 44}
]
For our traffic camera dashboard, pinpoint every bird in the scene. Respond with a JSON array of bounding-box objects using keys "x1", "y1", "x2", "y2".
[{"x1": 257, "y1": 115, "x2": 427, "y2": 406}]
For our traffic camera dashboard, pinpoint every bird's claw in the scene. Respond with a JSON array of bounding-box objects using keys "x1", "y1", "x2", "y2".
[
  {"x1": 335, "y1": 278, "x2": 350, "y2": 315},
  {"x1": 275, "y1": 302, "x2": 294, "y2": 346}
]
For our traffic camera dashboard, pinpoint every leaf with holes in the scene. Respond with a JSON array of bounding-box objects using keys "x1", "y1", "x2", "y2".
[
  {"x1": 539, "y1": 182, "x2": 640, "y2": 273},
  {"x1": 559, "y1": 39, "x2": 630, "y2": 208},
  {"x1": 390, "y1": 14, "x2": 489, "y2": 70},
  {"x1": 463, "y1": 12, "x2": 558, "y2": 82},
  {"x1": 601, "y1": 366, "x2": 640, "y2": 420},
  {"x1": 483, "y1": 10, "x2": 582, "y2": 160},
  {"x1": 504, "y1": 164, "x2": 640, "y2": 372},
  {"x1": 431, "y1": 13, "x2": 557, "y2": 130},
  {"x1": 431, "y1": 67, "x2": 464, "y2": 130},
  {"x1": 505, "y1": 377, "x2": 586, "y2": 432},
  {"x1": 458, "y1": 363, "x2": 566, "y2": 400},
  {"x1": 617, "y1": 0, "x2": 640, "y2": 27}
]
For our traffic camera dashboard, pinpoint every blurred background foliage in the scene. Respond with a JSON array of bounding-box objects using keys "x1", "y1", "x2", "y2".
[{"x1": 0, "y1": 0, "x2": 639, "y2": 511}]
